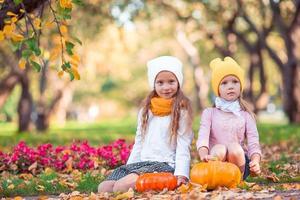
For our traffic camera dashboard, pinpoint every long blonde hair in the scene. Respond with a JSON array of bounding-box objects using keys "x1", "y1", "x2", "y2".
[
  {"x1": 239, "y1": 95, "x2": 256, "y2": 119},
  {"x1": 140, "y1": 89, "x2": 193, "y2": 140},
  {"x1": 213, "y1": 95, "x2": 256, "y2": 119}
]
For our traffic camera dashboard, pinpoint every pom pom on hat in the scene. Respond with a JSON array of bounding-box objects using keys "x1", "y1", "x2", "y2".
[
  {"x1": 147, "y1": 56, "x2": 183, "y2": 90},
  {"x1": 210, "y1": 57, "x2": 245, "y2": 96}
]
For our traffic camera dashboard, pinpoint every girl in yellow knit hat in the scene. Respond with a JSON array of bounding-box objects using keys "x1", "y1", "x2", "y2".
[
  {"x1": 196, "y1": 57, "x2": 262, "y2": 179},
  {"x1": 98, "y1": 56, "x2": 194, "y2": 192}
]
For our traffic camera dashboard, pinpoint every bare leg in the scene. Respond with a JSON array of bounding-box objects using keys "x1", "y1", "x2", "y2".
[
  {"x1": 113, "y1": 173, "x2": 139, "y2": 192},
  {"x1": 227, "y1": 142, "x2": 246, "y2": 174},
  {"x1": 210, "y1": 144, "x2": 227, "y2": 161},
  {"x1": 98, "y1": 180, "x2": 116, "y2": 193}
]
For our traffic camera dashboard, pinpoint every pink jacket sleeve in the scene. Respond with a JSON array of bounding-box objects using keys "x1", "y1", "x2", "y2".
[
  {"x1": 196, "y1": 108, "x2": 212, "y2": 150},
  {"x1": 245, "y1": 112, "x2": 262, "y2": 158}
]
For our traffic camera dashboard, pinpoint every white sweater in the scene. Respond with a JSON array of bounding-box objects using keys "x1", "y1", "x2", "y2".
[{"x1": 127, "y1": 110, "x2": 194, "y2": 179}]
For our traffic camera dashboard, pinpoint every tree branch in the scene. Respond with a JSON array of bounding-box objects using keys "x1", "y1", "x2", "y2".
[{"x1": 0, "y1": 0, "x2": 47, "y2": 30}]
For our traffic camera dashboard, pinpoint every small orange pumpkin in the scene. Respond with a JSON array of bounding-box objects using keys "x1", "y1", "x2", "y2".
[
  {"x1": 135, "y1": 172, "x2": 177, "y2": 192},
  {"x1": 190, "y1": 161, "x2": 241, "y2": 190}
]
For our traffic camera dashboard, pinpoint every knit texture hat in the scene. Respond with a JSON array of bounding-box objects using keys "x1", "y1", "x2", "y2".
[
  {"x1": 210, "y1": 57, "x2": 245, "y2": 96},
  {"x1": 147, "y1": 56, "x2": 183, "y2": 90}
]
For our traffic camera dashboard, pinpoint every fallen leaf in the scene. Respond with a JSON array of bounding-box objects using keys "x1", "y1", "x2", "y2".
[
  {"x1": 19, "y1": 173, "x2": 33, "y2": 180},
  {"x1": 273, "y1": 195, "x2": 283, "y2": 200},
  {"x1": 114, "y1": 188, "x2": 134, "y2": 199},
  {"x1": 178, "y1": 183, "x2": 193, "y2": 193},
  {"x1": 35, "y1": 185, "x2": 45, "y2": 191},
  {"x1": 8, "y1": 184, "x2": 15, "y2": 189},
  {"x1": 250, "y1": 184, "x2": 263, "y2": 191},
  {"x1": 28, "y1": 161, "x2": 38, "y2": 172},
  {"x1": 37, "y1": 196, "x2": 48, "y2": 200},
  {"x1": 266, "y1": 173, "x2": 280, "y2": 183}
]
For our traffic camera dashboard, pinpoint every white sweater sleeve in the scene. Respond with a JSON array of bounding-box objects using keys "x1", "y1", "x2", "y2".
[
  {"x1": 174, "y1": 111, "x2": 194, "y2": 179},
  {"x1": 126, "y1": 110, "x2": 143, "y2": 164}
]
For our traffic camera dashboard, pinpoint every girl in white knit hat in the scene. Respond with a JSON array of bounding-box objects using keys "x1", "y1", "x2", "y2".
[{"x1": 98, "y1": 56, "x2": 194, "y2": 192}]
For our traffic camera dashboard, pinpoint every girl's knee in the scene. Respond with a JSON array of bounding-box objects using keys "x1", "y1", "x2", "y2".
[
  {"x1": 98, "y1": 180, "x2": 115, "y2": 193},
  {"x1": 227, "y1": 143, "x2": 244, "y2": 158},
  {"x1": 113, "y1": 174, "x2": 138, "y2": 192},
  {"x1": 210, "y1": 144, "x2": 227, "y2": 161}
]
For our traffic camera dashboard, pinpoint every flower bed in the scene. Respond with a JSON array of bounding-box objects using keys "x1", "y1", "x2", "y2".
[{"x1": 0, "y1": 139, "x2": 132, "y2": 174}]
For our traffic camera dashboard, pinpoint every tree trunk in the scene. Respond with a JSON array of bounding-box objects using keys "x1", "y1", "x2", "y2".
[
  {"x1": 282, "y1": 61, "x2": 300, "y2": 123},
  {"x1": 0, "y1": 72, "x2": 19, "y2": 108},
  {"x1": 35, "y1": 61, "x2": 48, "y2": 131},
  {"x1": 17, "y1": 71, "x2": 33, "y2": 132}
]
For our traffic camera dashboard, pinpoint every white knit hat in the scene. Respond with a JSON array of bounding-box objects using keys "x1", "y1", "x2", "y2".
[{"x1": 147, "y1": 56, "x2": 183, "y2": 90}]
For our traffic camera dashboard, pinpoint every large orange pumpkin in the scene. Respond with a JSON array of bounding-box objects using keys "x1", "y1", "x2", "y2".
[
  {"x1": 135, "y1": 172, "x2": 177, "y2": 192},
  {"x1": 190, "y1": 161, "x2": 241, "y2": 190}
]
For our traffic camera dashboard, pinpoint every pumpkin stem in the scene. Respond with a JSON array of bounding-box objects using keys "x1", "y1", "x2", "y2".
[{"x1": 209, "y1": 156, "x2": 219, "y2": 161}]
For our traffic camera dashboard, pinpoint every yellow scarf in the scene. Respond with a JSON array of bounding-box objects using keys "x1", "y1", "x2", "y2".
[{"x1": 150, "y1": 97, "x2": 173, "y2": 116}]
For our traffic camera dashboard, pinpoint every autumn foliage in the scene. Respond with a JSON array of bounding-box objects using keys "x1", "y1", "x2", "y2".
[{"x1": 0, "y1": 0, "x2": 82, "y2": 80}]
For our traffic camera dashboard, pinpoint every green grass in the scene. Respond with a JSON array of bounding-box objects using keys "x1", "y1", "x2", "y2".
[
  {"x1": 1, "y1": 119, "x2": 299, "y2": 148},
  {"x1": 257, "y1": 123, "x2": 300, "y2": 144},
  {"x1": 0, "y1": 118, "x2": 137, "y2": 148}
]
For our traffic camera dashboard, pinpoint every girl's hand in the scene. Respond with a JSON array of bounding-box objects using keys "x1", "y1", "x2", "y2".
[
  {"x1": 201, "y1": 154, "x2": 215, "y2": 162},
  {"x1": 249, "y1": 160, "x2": 261, "y2": 175},
  {"x1": 176, "y1": 175, "x2": 188, "y2": 186}
]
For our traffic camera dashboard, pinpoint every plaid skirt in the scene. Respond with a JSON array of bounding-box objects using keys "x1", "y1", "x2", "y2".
[{"x1": 105, "y1": 161, "x2": 175, "y2": 181}]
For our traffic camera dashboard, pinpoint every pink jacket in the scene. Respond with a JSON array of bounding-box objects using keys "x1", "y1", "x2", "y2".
[{"x1": 196, "y1": 108, "x2": 261, "y2": 158}]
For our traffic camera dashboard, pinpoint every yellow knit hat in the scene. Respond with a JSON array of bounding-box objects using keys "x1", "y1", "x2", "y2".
[{"x1": 210, "y1": 57, "x2": 245, "y2": 96}]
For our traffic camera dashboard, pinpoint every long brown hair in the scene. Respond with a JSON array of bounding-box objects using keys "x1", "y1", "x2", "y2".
[{"x1": 140, "y1": 89, "x2": 193, "y2": 140}]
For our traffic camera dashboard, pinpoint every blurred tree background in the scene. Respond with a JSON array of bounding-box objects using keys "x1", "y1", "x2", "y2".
[{"x1": 0, "y1": 0, "x2": 300, "y2": 133}]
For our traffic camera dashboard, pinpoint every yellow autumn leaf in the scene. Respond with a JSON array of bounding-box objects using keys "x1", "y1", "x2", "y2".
[
  {"x1": 115, "y1": 188, "x2": 134, "y2": 200},
  {"x1": 8, "y1": 184, "x2": 15, "y2": 189},
  {"x1": 18, "y1": 58, "x2": 26, "y2": 70},
  {"x1": 7, "y1": 11, "x2": 17, "y2": 16},
  {"x1": 178, "y1": 183, "x2": 193, "y2": 193},
  {"x1": 36, "y1": 196, "x2": 48, "y2": 200},
  {"x1": 11, "y1": 33, "x2": 24, "y2": 42},
  {"x1": 4, "y1": 19, "x2": 11, "y2": 24},
  {"x1": 60, "y1": 0, "x2": 72, "y2": 9},
  {"x1": 3, "y1": 25, "x2": 14, "y2": 37},
  {"x1": 44, "y1": 167, "x2": 54, "y2": 175},
  {"x1": 49, "y1": 47, "x2": 60, "y2": 61},
  {"x1": 30, "y1": 54, "x2": 39, "y2": 61},
  {"x1": 33, "y1": 18, "x2": 41, "y2": 29},
  {"x1": 72, "y1": 67, "x2": 80, "y2": 80},
  {"x1": 58, "y1": 71, "x2": 64, "y2": 78},
  {"x1": 44, "y1": 21, "x2": 54, "y2": 29},
  {"x1": 59, "y1": 25, "x2": 68, "y2": 35},
  {"x1": 13, "y1": 196, "x2": 23, "y2": 200},
  {"x1": 0, "y1": 31, "x2": 4, "y2": 41},
  {"x1": 70, "y1": 54, "x2": 80, "y2": 66},
  {"x1": 11, "y1": 17, "x2": 18, "y2": 23}
]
